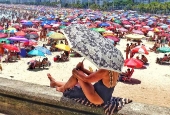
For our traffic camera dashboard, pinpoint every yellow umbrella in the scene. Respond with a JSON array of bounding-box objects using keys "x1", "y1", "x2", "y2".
[
  {"x1": 49, "y1": 32, "x2": 66, "y2": 39},
  {"x1": 55, "y1": 44, "x2": 70, "y2": 51},
  {"x1": 7, "y1": 27, "x2": 16, "y2": 31}
]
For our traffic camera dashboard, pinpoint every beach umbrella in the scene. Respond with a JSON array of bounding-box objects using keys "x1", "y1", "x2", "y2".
[
  {"x1": 61, "y1": 24, "x2": 124, "y2": 73},
  {"x1": 47, "y1": 31, "x2": 55, "y2": 37},
  {"x1": 157, "y1": 47, "x2": 170, "y2": 53},
  {"x1": 8, "y1": 29, "x2": 17, "y2": 34},
  {"x1": 125, "y1": 34, "x2": 145, "y2": 40},
  {"x1": 0, "y1": 33, "x2": 8, "y2": 38},
  {"x1": 23, "y1": 21, "x2": 33, "y2": 26},
  {"x1": 94, "y1": 28, "x2": 106, "y2": 33},
  {"x1": 104, "y1": 36, "x2": 120, "y2": 42},
  {"x1": 0, "y1": 38, "x2": 10, "y2": 44},
  {"x1": 114, "y1": 19, "x2": 121, "y2": 24},
  {"x1": 49, "y1": 32, "x2": 65, "y2": 39},
  {"x1": 59, "y1": 25, "x2": 67, "y2": 29},
  {"x1": 124, "y1": 58, "x2": 143, "y2": 68},
  {"x1": 15, "y1": 31, "x2": 26, "y2": 36},
  {"x1": 24, "y1": 28, "x2": 39, "y2": 32},
  {"x1": 3, "y1": 44, "x2": 20, "y2": 52},
  {"x1": 28, "y1": 49, "x2": 45, "y2": 57},
  {"x1": 0, "y1": 26, "x2": 3, "y2": 30},
  {"x1": 35, "y1": 46, "x2": 51, "y2": 55},
  {"x1": 98, "y1": 22, "x2": 110, "y2": 27},
  {"x1": 131, "y1": 45, "x2": 149, "y2": 55},
  {"x1": 25, "y1": 33, "x2": 39, "y2": 40},
  {"x1": 7, "y1": 37, "x2": 28, "y2": 41},
  {"x1": 7, "y1": 27, "x2": 16, "y2": 31},
  {"x1": 55, "y1": 44, "x2": 71, "y2": 51},
  {"x1": 132, "y1": 30, "x2": 144, "y2": 35},
  {"x1": 43, "y1": 24, "x2": 52, "y2": 29},
  {"x1": 23, "y1": 40, "x2": 37, "y2": 46},
  {"x1": 118, "y1": 28, "x2": 128, "y2": 32}
]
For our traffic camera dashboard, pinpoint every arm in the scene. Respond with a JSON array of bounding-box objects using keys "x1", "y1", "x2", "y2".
[
  {"x1": 72, "y1": 68, "x2": 106, "y2": 83},
  {"x1": 81, "y1": 68, "x2": 93, "y2": 75}
]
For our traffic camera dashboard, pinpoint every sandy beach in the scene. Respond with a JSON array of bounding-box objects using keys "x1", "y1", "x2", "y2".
[{"x1": 0, "y1": 38, "x2": 169, "y2": 108}]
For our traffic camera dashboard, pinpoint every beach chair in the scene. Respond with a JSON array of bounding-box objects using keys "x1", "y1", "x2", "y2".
[{"x1": 122, "y1": 68, "x2": 134, "y2": 82}]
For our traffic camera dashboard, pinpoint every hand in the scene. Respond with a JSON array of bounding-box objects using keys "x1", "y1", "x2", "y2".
[{"x1": 76, "y1": 62, "x2": 84, "y2": 70}]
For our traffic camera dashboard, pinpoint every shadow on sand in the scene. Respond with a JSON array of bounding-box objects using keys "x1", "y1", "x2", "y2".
[
  {"x1": 158, "y1": 63, "x2": 170, "y2": 66},
  {"x1": 120, "y1": 78, "x2": 141, "y2": 85},
  {"x1": 27, "y1": 68, "x2": 49, "y2": 72},
  {"x1": 2, "y1": 60, "x2": 18, "y2": 63}
]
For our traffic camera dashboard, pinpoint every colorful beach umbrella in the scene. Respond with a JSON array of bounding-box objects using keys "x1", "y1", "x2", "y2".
[
  {"x1": 157, "y1": 47, "x2": 170, "y2": 53},
  {"x1": 7, "y1": 37, "x2": 28, "y2": 41},
  {"x1": 55, "y1": 44, "x2": 70, "y2": 51},
  {"x1": 124, "y1": 58, "x2": 143, "y2": 68},
  {"x1": 28, "y1": 49, "x2": 45, "y2": 57},
  {"x1": 61, "y1": 24, "x2": 124, "y2": 73},
  {"x1": 35, "y1": 46, "x2": 51, "y2": 55},
  {"x1": 131, "y1": 45, "x2": 149, "y2": 55},
  {"x1": 49, "y1": 32, "x2": 65, "y2": 39},
  {"x1": 3, "y1": 44, "x2": 20, "y2": 52}
]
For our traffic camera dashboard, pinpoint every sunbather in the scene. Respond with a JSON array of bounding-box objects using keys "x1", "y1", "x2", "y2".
[
  {"x1": 140, "y1": 55, "x2": 148, "y2": 64},
  {"x1": 156, "y1": 54, "x2": 170, "y2": 64},
  {"x1": 47, "y1": 61, "x2": 119, "y2": 105}
]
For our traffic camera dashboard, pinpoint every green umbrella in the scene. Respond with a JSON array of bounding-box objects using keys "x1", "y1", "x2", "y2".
[
  {"x1": 59, "y1": 25, "x2": 67, "y2": 29},
  {"x1": 157, "y1": 47, "x2": 170, "y2": 53},
  {"x1": 47, "y1": 31, "x2": 55, "y2": 37},
  {"x1": 0, "y1": 38, "x2": 10, "y2": 44},
  {"x1": 114, "y1": 19, "x2": 121, "y2": 24},
  {"x1": 94, "y1": 28, "x2": 106, "y2": 33},
  {"x1": 90, "y1": 28, "x2": 97, "y2": 31}
]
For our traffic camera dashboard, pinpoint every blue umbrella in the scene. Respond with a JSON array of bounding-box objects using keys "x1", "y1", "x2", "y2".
[
  {"x1": 23, "y1": 21, "x2": 33, "y2": 26},
  {"x1": 35, "y1": 46, "x2": 51, "y2": 55},
  {"x1": 98, "y1": 22, "x2": 110, "y2": 27},
  {"x1": 28, "y1": 49, "x2": 45, "y2": 57}
]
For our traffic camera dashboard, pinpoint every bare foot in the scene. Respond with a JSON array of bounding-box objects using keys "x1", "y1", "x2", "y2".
[
  {"x1": 56, "y1": 86, "x2": 65, "y2": 92},
  {"x1": 47, "y1": 73, "x2": 57, "y2": 88}
]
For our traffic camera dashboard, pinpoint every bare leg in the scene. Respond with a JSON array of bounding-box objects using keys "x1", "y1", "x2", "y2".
[
  {"x1": 78, "y1": 79, "x2": 104, "y2": 105},
  {"x1": 56, "y1": 75, "x2": 78, "y2": 92},
  {"x1": 47, "y1": 73, "x2": 66, "y2": 88}
]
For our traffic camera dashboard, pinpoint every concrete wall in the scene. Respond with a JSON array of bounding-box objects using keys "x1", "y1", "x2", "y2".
[{"x1": 0, "y1": 77, "x2": 170, "y2": 115}]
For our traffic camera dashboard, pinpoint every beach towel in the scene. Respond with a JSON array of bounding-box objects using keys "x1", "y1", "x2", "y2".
[{"x1": 63, "y1": 88, "x2": 132, "y2": 115}]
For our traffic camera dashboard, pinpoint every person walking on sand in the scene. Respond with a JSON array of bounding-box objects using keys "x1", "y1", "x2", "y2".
[
  {"x1": 47, "y1": 61, "x2": 119, "y2": 105},
  {"x1": 125, "y1": 43, "x2": 130, "y2": 59}
]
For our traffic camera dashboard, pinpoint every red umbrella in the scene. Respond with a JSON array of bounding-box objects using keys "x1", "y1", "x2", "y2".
[
  {"x1": 0, "y1": 26, "x2": 4, "y2": 30},
  {"x1": 30, "y1": 32, "x2": 39, "y2": 36},
  {"x1": 15, "y1": 31, "x2": 26, "y2": 36},
  {"x1": 44, "y1": 25, "x2": 52, "y2": 29},
  {"x1": 23, "y1": 40, "x2": 37, "y2": 46},
  {"x1": 0, "y1": 33, "x2": 8, "y2": 38},
  {"x1": 124, "y1": 58, "x2": 143, "y2": 68},
  {"x1": 104, "y1": 35, "x2": 120, "y2": 42},
  {"x1": 3, "y1": 44, "x2": 20, "y2": 52},
  {"x1": 131, "y1": 45, "x2": 149, "y2": 55},
  {"x1": 24, "y1": 28, "x2": 39, "y2": 32}
]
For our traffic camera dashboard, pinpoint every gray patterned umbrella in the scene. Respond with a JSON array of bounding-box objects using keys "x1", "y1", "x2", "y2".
[{"x1": 61, "y1": 24, "x2": 124, "y2": 73}]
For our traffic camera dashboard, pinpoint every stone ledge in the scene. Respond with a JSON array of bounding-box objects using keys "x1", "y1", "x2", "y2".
[{"x1": 0, "y1": 77, "x2": 170, "y2": 115}]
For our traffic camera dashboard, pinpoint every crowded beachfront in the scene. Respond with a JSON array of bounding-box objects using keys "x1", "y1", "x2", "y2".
[{"x1": 0, "y1": 3, "x2": 170, "y2": 114}]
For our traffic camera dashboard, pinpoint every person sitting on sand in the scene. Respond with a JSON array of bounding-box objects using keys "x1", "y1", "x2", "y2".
[
  {"x1": 161, "y1": 54, "x2": 169, "y2": 61},
  {"x1": 140, "y1": 55, "x2": 148, "y2": 64},
  {"x1": 150, "y1": 41, "x2": 160, "y2": 52},
  {"x1": 47, "y1": 61, "x2": 119, "y2": 105},
  {"x1": 120, "y1": 68, "x2": 132, "y2": 78}
]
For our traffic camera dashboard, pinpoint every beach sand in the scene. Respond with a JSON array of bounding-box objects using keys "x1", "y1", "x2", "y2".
[{"x1": 0, "y1": 39, "x2": 170, "y2": 108}]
